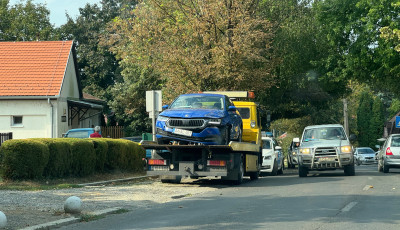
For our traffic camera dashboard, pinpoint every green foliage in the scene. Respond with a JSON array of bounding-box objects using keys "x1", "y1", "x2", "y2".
[
  {"x1": 370, "y1": 97, "x2": 385, "y2": 146},
  {"x1": 0, "y1": 140, "x2": 49, "y2": 180},
  {"x1": 64, "y1": 139, "x2": 96, "y2": 177},
  {"x1": 388, "y1": 98, "x2": 400, "y2": 119},
  {"x1": 36, "y1": 139, "x2": 72, "y2": 178},
  {"x1": 89, "y1": 139, "x2": 108, "y2": 172},
  {"x1": 357, "y1": 91, "x2": 373, "y2": 147},
  {"x1": 270, "y1": 116, "x2": 312, "y2": 137},
  {"x1": 0, "y1": 0, "x2": 54, "y2": 41}
]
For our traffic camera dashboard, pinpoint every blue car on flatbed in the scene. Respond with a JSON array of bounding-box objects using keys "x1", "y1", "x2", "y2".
[{"x1": 156, "y1": 93, "x2": 243, "y2": 145}]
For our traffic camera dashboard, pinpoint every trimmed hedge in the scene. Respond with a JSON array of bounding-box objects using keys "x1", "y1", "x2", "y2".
[
  {"x1": 0, "y1": 139, "x2": 49, "y2": 180},
  {"x1": 0, "y1": 138, "x2": 145, "y2": 180}
]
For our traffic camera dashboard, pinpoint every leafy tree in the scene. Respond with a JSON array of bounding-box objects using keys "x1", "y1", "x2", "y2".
[
  {"x1": 370, "y1": 96, "x2": 385, "y2": 146},
  {"x1": 387, "y1": 98, "x2": 400, "y2": 119},
  {"x1": 357, "y1": 91, "x2": 373, "y2": 147},
  {"x1": 109, "y1": 0, "x2": 277, "y2": 101},
  {"x1": 0, "y1": 0, "x2": 53, "y2": 41}
]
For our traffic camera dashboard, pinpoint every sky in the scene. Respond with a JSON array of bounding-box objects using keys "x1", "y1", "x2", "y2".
[{"x1": 9, "y1": 0, "x2": 102, "y2": 27}]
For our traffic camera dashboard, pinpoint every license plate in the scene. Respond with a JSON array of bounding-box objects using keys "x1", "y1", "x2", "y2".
[
  {"x1": 173, "y1": 128, "x2": 192, "y2": 137},
  {"x1": 318, "y1": 157, "x2": 336, "y2": 162}
]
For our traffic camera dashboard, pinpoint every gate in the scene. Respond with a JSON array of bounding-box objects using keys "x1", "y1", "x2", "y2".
[{"x1": 0, "y1": 132, "x2": 13, "y2": 146}]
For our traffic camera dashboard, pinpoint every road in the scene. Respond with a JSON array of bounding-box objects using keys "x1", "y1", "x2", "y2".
[{"x1": 61, "y1": 164, "x2": 400, "y2": 230}]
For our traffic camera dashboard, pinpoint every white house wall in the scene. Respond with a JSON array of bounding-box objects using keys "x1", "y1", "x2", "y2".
[
  {"x1": 0, "y1": 100, "x2": 52, "y2": 139},
  {"x1": 59, "y1": 51, "x2": 80, "y2": 99}
]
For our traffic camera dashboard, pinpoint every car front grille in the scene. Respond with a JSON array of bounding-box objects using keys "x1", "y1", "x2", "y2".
[
  {"x1": 167, "y1": 119, "x2": 206, "y2": 129},
  {"x1": 315, "y1": 147, "x2": 337, "y2": 156}
]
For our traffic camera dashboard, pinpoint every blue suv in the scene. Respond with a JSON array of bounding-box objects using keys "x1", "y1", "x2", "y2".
[{"x1": 156, "y1": 93, "x2": 243, "y2": 145}]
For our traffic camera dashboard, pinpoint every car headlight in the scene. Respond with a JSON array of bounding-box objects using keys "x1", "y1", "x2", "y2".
[
  {"x1": 341, "y1": 145, "x2": 352, "y2": 153},
  {"x1": 208, "y1": 119, "x2": 221, "y2": 125},
  {"x1": 292, "y1": 151, "x2": 297, "y2": 155},
  {"x1": 250, "y1": 120, "x2": 256, "y2": 128},
  {"x1": 157, "y1": 115, "x2": 168, "y2": 121},
  {"x1": 300, "y1": 148, "x2": 311, "y2": 154}
]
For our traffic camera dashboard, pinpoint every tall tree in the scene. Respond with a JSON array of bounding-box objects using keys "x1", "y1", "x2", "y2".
[
  {"x1": 357, "y1": 91, "x2": 373, "y2": 147},
  {"x1": 370, "y1": 96, "x2": 385, "y2": 146},
  {"x1": 109, "y1": 0, "x2": 276, "y2": 101},
  {"x1": 0, "y1": 0, "x2": 53, "y2": 41}
]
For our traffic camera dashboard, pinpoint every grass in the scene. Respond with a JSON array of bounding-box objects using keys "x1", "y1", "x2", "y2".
[{"x1": 0, "y1": 171, "x2": 147, "y2": 191}]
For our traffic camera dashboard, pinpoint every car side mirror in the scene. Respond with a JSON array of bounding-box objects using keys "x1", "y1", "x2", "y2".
[
  {"x1": 228, "y1": 106, "x2": 237, "y2": 111},
  {"x1": 349, "y1": 134, "x2": 357, "y2": 141},
  {"x1": 162, "y1": 104, "x2": 169, "y2": 110}
]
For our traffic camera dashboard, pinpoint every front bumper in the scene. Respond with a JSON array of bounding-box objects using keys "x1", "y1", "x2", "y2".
[
  {"x1": 156, "y1": 125, "x2": 222, "y2": 145},
  {"x1": 299, "y1": 153, "x2": 353, "y2": 169}
]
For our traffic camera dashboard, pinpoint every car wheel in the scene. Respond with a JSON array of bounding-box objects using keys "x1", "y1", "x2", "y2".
[
  {"x1": 220, "y1": 126, "x2": 231, "y2": 145},
  {"x1": 344, "y1": 164, "x2": 355, "y2": 176},
  {"x1": 383, "y1": 162, "x2": 390, "y2": 173},
  {"x1": 236, "y1": 126, "x2": 243, "y2": 142},
  {"x1": 298, "y1": 165, "x2": 308, "y2": 177},
  {"x1": 270, "y1": 160, "x2": 278, "y2": 176}
]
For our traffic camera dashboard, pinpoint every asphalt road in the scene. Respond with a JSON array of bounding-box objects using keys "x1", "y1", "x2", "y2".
[{"x1": 61, "y1": 164, "x2": 400, "y2": 230}]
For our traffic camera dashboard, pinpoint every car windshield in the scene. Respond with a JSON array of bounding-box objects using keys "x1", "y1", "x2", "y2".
[
  {"x1": 303, "y1": 127, "x2": 346, "y2": 141},
  {"x1": 263, "y1": 140, "x2": 271, "y2": 149},
  {"x1": 66, "y1": 131, "x2": 89, "y2": 138},
  {"x1": 357, "y1": 148, "x2": 375, "y2": 154},
  {"x1": 169, "y1": 95, "x2": 224, "y2": 110}
]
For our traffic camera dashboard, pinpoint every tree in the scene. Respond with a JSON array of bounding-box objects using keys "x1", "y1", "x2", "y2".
[
  {"x1": 0, "y1": 0, "x2": 53, "y2": 41},
  {"x1": 357, "y1": 91, "x2": 373, "y2": 147},
  {"x1": 370, "y1": 96, "x2": 385, "y2": 146},
  {"x1": 109, "y1": 0, "x2": 276, "y2": 101}
]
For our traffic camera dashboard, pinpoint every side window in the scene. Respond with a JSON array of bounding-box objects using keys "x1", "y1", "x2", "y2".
[{"x1": 11, "y1": 116, "x2": 23, "y2": 127}]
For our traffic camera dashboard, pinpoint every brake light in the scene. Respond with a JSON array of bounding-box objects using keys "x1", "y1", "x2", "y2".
[
  {"x1": 386, "y1": 147, "x2": 393, "y2": 155},
  {"x1": 148, "y1": 159, "x2": 167, "y2": 165},
  {"x1": 207, "y1": 160, "x2": 226, "y2": 166}
]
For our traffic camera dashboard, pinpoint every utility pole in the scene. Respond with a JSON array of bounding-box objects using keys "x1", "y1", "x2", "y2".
[{"x1": 343, "y1": 98, "x2": 349, "y2": 135}]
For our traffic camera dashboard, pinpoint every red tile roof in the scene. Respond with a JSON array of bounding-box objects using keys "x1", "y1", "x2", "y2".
[{"x1": 0, "y1": 41, "x2": 74, "y2": 96}]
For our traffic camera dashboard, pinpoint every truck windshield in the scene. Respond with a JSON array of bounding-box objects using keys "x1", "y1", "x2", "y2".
[
  {"x1": 170, "y1": 95, "x2": 224, "y2": 110},
  {"x1": 303, "y1": 127, "x2": 346, "y2": 142}
]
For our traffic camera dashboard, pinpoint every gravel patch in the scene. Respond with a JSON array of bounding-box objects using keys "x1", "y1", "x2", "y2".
[{"x1": 0, "y1": 177, "x2": 220, "y2": 229}]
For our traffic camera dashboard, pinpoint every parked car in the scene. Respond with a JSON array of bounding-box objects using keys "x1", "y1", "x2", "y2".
[
  {"x1": 63, "y1": 128, "x2": 100, "y2": 138},
  {"x1": 156, "y1": 93, "x2": 243, "y2": 145},
  {"x1": 287, "y1": 137, "x2": 300, "y2": 168},
  {"x1": 260, "y1": 136, "x2": 284, "y2": 176},
  {"x1": 354, "y1": 147, "x2": 376, "y2": 165},
  {"x1": 377, "y1": 134, "x2": 400, "y2": 173}
]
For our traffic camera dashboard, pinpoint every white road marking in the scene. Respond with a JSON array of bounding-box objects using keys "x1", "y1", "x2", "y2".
[
  {"x1": 341, "y1": 202, "x2": 358, "y2": 212},
  {"x1": 363, "y1": 185, "x2": 371, "y2": 191}
]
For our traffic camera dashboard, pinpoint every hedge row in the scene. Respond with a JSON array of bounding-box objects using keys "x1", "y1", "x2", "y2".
[{"x1": 0, "y1": 138, "x2": 145, "y2": 180}]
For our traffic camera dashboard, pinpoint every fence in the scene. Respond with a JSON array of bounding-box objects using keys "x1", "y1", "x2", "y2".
[
  {"x1": 0, "y1": 132, "x2": 13, "y2": 146},
  {"x1": 101, "y1": 126, "x2": 125, "y2": 139}
]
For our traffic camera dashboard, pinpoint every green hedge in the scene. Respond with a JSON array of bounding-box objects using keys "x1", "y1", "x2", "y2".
[
  {"x1": 0, "y1": 140, "x2": 49, "y2": 180},
  {"x1": 0, "y1": 138, "x2": 145, "y2": 180}
]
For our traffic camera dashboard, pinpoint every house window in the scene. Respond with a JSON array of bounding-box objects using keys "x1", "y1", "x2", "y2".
[{"x1": 12, "y1": 116, "x2": 23, "y2": 127}]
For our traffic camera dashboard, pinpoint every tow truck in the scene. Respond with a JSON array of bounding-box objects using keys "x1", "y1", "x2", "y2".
[{"x1": 142, "y1": 91, "x2": 262, "y2": 184}]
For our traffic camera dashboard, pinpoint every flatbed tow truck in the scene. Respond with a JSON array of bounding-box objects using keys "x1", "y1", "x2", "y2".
[{"x1": 142, "y1": 91, "x2": 262, "y2": 184}]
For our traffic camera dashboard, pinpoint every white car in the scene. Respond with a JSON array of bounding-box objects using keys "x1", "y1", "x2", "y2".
[
  {"x1": 260, "y1": 136, "x2": 284, "y2": 176},
  {"x1": 377, "y1": 134, "x2": 400, "y2": 173},
  {"x1": 354, "y1": 147, "x2": 376, "y2": 165}
]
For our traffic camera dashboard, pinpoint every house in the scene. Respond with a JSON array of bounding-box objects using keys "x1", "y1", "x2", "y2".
[{"x1": 0, "y1": 41, "x2": 103, "y2": 139}]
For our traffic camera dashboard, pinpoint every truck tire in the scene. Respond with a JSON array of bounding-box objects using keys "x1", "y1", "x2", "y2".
[
  {"x1": 250, "y1": 162, "x2": 260, "y2": 180},
  {"x1": 298, "y1": 165, "x2": 308, "y2": 177},
  {"x1": 344, "y1": 164, "x2": 355, "y2": 176},
  {"x1": 234, "y1": 155, "x2": 244, "y2": 185},
  {"x1": 160, "y1": 176, "x2": 182, "y2": 184}
]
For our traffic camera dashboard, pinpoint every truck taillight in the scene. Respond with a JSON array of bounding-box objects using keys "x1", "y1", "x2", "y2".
[
  {"x1": 148, "y1": 159, "x2": 167, "y2": 165},
  {"x1": 386, "y1": 147, "x2": 393, "y2": 155},
  {"x1": 207, "y1": 160, "x2": 226, "y2": 166}
]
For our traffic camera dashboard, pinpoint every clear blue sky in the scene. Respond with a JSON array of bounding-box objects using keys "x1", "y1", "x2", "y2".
[{"x1": 9, "y1": 0, "x2": 101, "y2": 27}]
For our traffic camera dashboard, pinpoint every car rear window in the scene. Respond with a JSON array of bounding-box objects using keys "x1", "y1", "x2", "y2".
[
  {"x1": 391, "y1": 136, "x2": 400, "y2": 147},
  {"x1": 358, "y1": 148, "x2": 374, "y2": 154},
  {"x1": 237, "y1": 108, "x2": 250, "y2": 119}
]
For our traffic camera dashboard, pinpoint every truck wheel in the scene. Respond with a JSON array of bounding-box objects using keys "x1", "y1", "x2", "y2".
[
  {"x1": 298, "y1": 165, "x2": 308, "y2": 177},
  {"x1": 270, "y1": 160, "x2": 278, "y2": 176},
  {"x1": 250, "y1": 162, "x2": 260, "y2": 180},
  {"x1": 383, "y1": 163, "x2": 390, "y2": 173},
  {"x1": 344, "y1": 164, "x2": 355, "y2": 176},
  {"x1": 234, "y1": 155, "x2": 244, "y2": 185}
]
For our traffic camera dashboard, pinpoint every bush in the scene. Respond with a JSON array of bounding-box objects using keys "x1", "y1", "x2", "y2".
[
  {"x1": 64, "y1": 139, "x2": 96, "y2": 176},
  {"x1": 36, "y1": 139, "x2": 72, "y2": 178},
  {"x1": 88, "y1": 139, "x2": 108, "y2": 172},
  {"x1": 0, "y1": 139, "x2": 49, "y2": 180}
]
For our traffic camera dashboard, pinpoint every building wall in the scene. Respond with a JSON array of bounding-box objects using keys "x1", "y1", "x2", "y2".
[{"x1": 0, "y1": 100, "x2": 52, "y2": 139}]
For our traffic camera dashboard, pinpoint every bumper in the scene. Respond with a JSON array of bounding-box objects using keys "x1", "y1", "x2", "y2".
[
  {"x1": 147, "y1": 162, "x2": 228, "y2": 177},
  {"x1": 156, "y1": 126, "x2": 222, "y2": 145},
  {"x1": 299, "y1": 154, "x2": 353, "y2": 169},
  {"x1": 385, "y1": 158, "x2": 400, "y2": 167},
  {"x1": 260, "y1": 158, "x2": 274, "y2": 173}
]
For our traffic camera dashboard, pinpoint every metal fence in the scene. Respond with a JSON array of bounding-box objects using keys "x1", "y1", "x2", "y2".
[
  {"x1": 0, "y1": 132, "x2": 13, "y2": 146},
  {"x1": 101, "y1": 126, "x2": 125, "y2": 139}
]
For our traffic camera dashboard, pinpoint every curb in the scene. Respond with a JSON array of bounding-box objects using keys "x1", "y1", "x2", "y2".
[
  {"x1": 78, "y1": 175, "x2": 154, "y2": 186},
  {"x1": 19, "y1": 207, "x2": 123, "y2": 230}
]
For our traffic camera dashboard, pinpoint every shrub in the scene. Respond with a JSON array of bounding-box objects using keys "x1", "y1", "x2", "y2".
[
  {"x1": 0, "y1": 139, "x2": 49, "y2": 180},
  {"x1": 64, "y1": 139, "x2": 96, "y2": 176},
  {"x1": 88, "y1": 139, "x2": 108, "y2": 172}
]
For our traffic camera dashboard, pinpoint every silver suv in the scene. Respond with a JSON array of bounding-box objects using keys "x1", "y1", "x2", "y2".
[{"x1": 296, "y1": 124, "x2": 355, "y2": 177}]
